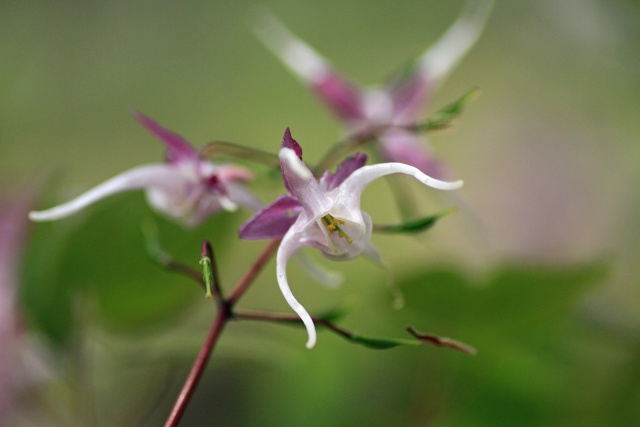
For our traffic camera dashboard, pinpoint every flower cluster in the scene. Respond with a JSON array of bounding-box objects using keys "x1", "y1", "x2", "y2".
[{"x1": 28, "y1": 2, "x2": 490, "y2": 350}]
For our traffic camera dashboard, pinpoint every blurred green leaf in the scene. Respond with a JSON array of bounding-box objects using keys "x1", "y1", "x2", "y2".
[
  {"x1": 396, "y1": 261, "x2": 610, "y2": 426},
  {"x1": 372, "y1": 208, "x2": 456, "y2": 234},
  {"x1": 20, "y1": 192, "x2": 238, "y2": 347},
  {"x1": 20, "y1": 220, "x2": 75, "y2": 346},
  {"x1": 346, "y1": 333, "x2": 420, "y2": 350},
  {"x1": 417, "y1": 87, "x2": 481, "y2": 132}
]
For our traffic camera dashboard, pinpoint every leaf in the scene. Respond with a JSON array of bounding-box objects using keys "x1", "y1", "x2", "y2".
[
  {"x1": 417, "y1": 87, "x2": 481, "y2": 132},
  {"x1": 372, "y1": 208, "x2": 456, "y2": 234},
  {"x1": 395, "y1": 261, "x2": 610, "y2": 426},
  {"x1": 21, "y1": 192, "x2": 238, "y2": 346},
  {"x1": 345, "y1": 333, "x2": 421, "y2": 350}
]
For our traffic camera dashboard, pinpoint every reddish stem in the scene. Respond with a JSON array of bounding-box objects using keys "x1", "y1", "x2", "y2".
[
  {"x1": 165, "y1": 239, "x2": 280, "y2": 426},
  {"x1": 227, "y1": 239, "x2": 280, "y2": 305},
  {"x1": 165, "y1": 308, "x2": 227, "y2": 427},
  {"x1": 235, "y1": 310, "x2": 353, "y2": 340}
]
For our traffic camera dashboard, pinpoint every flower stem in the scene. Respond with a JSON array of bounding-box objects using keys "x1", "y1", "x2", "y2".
[
  {"x1": 312, "y1": 132, "x2": 376, "y2": 176},
  {"x1": 234, "y1": 309, "x2": 354, "y2": 340},
  {"x1": 164, "y1": 307, "x2": 228, "y2": 427},
  {"x1": 164, "y1": 239, "x2": 280, "y2": 426},
  {"x1": 227, "y1": 238, "x2": 280, "y2": 306}
]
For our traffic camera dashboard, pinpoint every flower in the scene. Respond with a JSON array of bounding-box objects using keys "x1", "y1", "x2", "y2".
[
  {"x1": 29, "y1": 112, "x2": 261, "y2": 227},
  {"x1": 252, "y1": 1, "x2": 493, "y2": 177},
  {"x1": 240, "y1": 129, "x2": 463, "y2": 348}
]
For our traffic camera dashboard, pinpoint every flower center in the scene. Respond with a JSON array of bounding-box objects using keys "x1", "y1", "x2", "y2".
[{"x1": 321, "y1": 214, "x2": 352, "y2": 244}]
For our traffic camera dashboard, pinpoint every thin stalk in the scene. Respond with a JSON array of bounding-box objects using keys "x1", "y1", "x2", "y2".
[
  {"x1": 164, "y1": 239, "x2": 280, "y2": 426},
  {"x1": 164, "y1": 308, "x2": 228, "y2": 427},
  {"x1": 199, "y1": 141, "x2": 280, "y2": 168},
  {"x1": 234, "y1": 310, "x2": 353, "y2": 340},
  {"x1": 227, "y1": 239, "x2": 280, "y2": 306}
]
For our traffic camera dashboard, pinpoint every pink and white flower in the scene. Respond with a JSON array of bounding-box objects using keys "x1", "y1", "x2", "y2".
[
  {"x1": 29, "y1": 112, "x2": 261, "y2": 227},
  {"x1": 252, "y1": 1, "x2": 493, "y2": 177},
  {"x1": 240, "y1": 129, "x2": 463, "y2": 348}
]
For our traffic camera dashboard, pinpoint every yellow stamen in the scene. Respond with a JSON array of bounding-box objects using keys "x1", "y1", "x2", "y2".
[{"x1": 321, "y1": 214, "x2": 352, "y2": 244}]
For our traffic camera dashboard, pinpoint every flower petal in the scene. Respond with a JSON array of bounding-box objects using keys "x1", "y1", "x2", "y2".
[
  {"x1": 383, "y1": 1, "x2": 493, "y2": 119},
  {"x1": 334, "y1": 162, "x2": 462, "y2": 218},
  {"x1": 29, "y1": 164, "x2": 180, "y2": 222},
  {"x1": 385, "y1": 64, "x2": 431, "y2": 120},
  {"x1": 417, "y1": 0, "x2": 493, "y2": 87},
  {"x1": 216, "y1": 164, "x2": 254, "y2": 183},
  {"x1": 281, "y1": 127, "x2": 303, "y2": 158},
  {"x1": 294, "y1": 251, "x2": 343, "y2": 287},
  {"x1": 320, "y1": 153, "x2": 368, "y2": 191},
  {"x1": 279, "y1": 146, "x2": 333, "y2": 218},
  {"x1": 226, "y1": 182, "x2": 263, "y2": 212},
  {"x1": 252, "y1": 12, "x2": 364, "y2": 122},
  {"x1": 239, "y1": 194, "x2": 302, "y2": 240},
  {"x1": 378, "y1": 130, "x2": 448, "y2": 178},
  {"x1": 133, "y1": 111, "x2": 198, "y2": 164},
  {"x1": 311, "y1": 71, "x2": 365, "y2": 122},
  {"x1": 277, "y1": 223, "x2": 318, "y2": 348}
]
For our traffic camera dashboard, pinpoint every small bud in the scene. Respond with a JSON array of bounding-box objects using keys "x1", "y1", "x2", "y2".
[{"x1": 200, "y1": 241, "x2": 214, "y2": 300}]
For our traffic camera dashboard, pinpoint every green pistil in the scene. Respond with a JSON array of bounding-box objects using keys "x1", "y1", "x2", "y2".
[{"x1": 321, "y1": 214, "x2": 353, "y2": 244}]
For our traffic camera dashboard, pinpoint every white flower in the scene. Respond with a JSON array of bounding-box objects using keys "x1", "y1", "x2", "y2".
[
  {"x1": 240, "y1": 129, "x2": 463, "y2": 348},
  {"x1": 251, "y1": 1, "x2": 493, "y2": 177},
  {"x1": 29, "y1": 112, "x2": 261, "y2": 227}
]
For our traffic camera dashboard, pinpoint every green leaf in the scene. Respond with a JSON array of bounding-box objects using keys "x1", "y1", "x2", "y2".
[
  {"x1": 345, "y1": 333, "x2": 421, "y2": 350},
  {"x1": 315, "y1": 306, "x2": 349, "y2": 324},
  {"x1": 395, "y1": 261, "x2": 610, "y2": 426},
  {"x1": 436, "y1": 87, "x2": 481, "y2": 117},
  {"x1": 21, "y1": 192, "x2": 238, "y2": 346},
  {"x1": 372, "y1": 208, "x2": 456, "y2": 234},
  {"x1": 417, "y1": 87, "x2": 481, "y2": 132},
  {"x1": 20, "y1": 220, "x2": 75, "y2": 347}
]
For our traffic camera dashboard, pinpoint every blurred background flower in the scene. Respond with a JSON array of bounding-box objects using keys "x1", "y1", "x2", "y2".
[{"x1": 1, "y1": 0, "x2": 639, "y2": 425}]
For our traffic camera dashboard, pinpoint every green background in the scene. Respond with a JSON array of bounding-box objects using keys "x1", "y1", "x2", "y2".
[{"x1": 2, "y1": 0, "x2": 639, "y2": 425}]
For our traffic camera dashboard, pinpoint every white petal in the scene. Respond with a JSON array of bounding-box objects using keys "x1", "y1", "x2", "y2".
[
  {"x1": 335, "y1": 162, "x2": 462, "y2": 218},
  {"x1": 418, "y1": 0, "x2": 494, "y2": 86},
  {"x1": 360, "y1": 212, "x2": 384, "y2": 265},
  {"x1": 279, "y1": 148, "x2": 333, "y2": 218},
  {"x1": 218, "y1": 195, "x2": 239, "y2": 212},
  {"x1": 280, "y1": 147, "x2": 312, "y2": 180},
  {"x1": 226, "y1": 182, "x2": 264, "y2": 212},
  {"x1": 295, "y1": 250, "x2": 343, "y2": 288},
  {"x1": 29, "y1": 164, "x2": 180, "y2": 222},
  {"x1": 276, "y1": 224, "x2": 318, "y2": 348},
  {"x1": 251, "y1": 11, "x2": 329, "y2": 83},
  {"x1": 347, "y1": 162, "x2": 462, "y2": 191}
]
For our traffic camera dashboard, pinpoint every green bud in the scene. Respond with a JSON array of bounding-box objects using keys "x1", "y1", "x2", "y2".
[{"x1": 199, "y1": 256, "x2": 213, "y2": 300}]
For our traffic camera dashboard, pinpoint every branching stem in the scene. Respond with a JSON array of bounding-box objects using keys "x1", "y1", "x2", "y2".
[
  {"x1": 165, "y1": 238, "x2": 279, "y2": 426},
  {"x1": 164, "y1": 308, "x2": 228, "y2": 427}
]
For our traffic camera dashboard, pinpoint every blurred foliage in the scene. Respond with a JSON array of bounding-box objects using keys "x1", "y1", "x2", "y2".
[
  {"x1": 221, "y1": 262, "x2": 613, "y2": 427},
  {"x1": 20, "y1": 193, "x2": 235, "y2": 347},
  {"x1": 399, "y1": 262, "x2": 611, "y2": 426}
]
